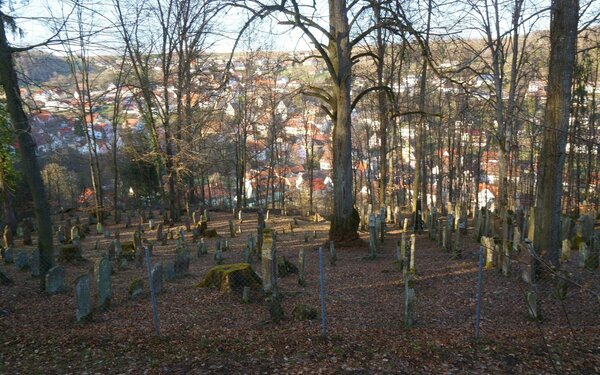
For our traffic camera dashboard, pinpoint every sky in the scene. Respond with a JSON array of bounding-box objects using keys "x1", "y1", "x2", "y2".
[{"x1": 2, "y1": 0, "x2": 320, "y2": 54}]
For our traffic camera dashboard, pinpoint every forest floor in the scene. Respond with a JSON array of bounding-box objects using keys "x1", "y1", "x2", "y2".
[{"x1": 1, "y1": 210, "x2": 600, "y2": 374}]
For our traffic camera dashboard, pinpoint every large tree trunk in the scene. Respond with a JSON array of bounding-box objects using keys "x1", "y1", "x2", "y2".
[
  {"x1": 536, "y1": 0, "x2": 579, "y2": 267},
  {"x1": 328, "y1": 0, "x2": 358, "y2": 241},
  {"x1": 0, "y1": 18, "x2": 54, "y2": 288}
]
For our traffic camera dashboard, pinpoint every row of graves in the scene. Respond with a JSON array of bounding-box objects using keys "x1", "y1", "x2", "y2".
[
  {"x1": 474, "y1": 207, "x2": 600, "y2": 320},
  {"x1": 0, "y1": 207, "x2": 335, "y2": 326}
]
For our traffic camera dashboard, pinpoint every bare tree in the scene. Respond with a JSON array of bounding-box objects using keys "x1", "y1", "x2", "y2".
[
  {"x1": 0, "y1": 4, "x2": 55, "y2": 288},
  {"x1": 536, "y1": 0, "x2": 579, "y2": 267}
]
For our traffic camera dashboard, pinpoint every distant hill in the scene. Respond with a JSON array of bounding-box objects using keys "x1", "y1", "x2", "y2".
[{"x1": 15, "y1": 51, "x2": 71, "y2": 85}]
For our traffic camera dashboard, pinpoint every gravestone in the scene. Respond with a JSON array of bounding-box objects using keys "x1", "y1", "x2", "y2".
[
  {"x1": 46, "y1": 266, "x2": 65, "y2": 294},
  {"x1": 561, "y1": 216, "x2": 572, "y2": 242},
  {"x1": 96, "y1": 257, "x2": 112, "y2": 309},
  {"x1": 197, "y1": 241, "x2": 208, "y2": 257},
  {"x1": 128, "y1": 278, "x2": 144, "y2": 299},
  {"x1": 175, "y1": 249, "x2": 190, "y2": 277},
  {"x1": 2, "y1": 246, "x2": 13, "y2": 264},
  {"x1": 243, "y1": 246, "x2": 251, "y2": 263},
  {"x1": 70, "y1": 226, "x2": 80, "y2": 241},
  {"x1": 96, "y1": 222, "x2": 103, "y2": 236},
  {"x1": 261, "y1": 228, "x2": 274, "y2": 292},
  {"x1": 561, "y1": 239, "x2": 571, "y2": 262},
  {"x1": 133, "y1": 230, "x2": 143, "y2": 267},
  {"x1": 513, "y1": 226, "x2": 521, "y2": 253},
  {"x1": 75, "y1": 274, "x2": 92, "y2": 323},
  {"x1": 526, "y1": 291, "x2": 541, "y2": 321},
  {"x1": 442, "y1": 225, "x2": 450, "y2": 251},
  {"x1": 521, "y1": 240, "x2": 537, "y2": 284},
  {"x1": 151, "y1": 263, "x2": 164, "y2": 294},
  {"x1": 30, "y1": 249, "x2": 40, "y2": 277},
  {"x1": 57, "y1": 228, "x2": 66, "y2": 244},
  {"x1": 104, "y1": 230, "x2": 111, "y2": 239},
  {"x1": 22, "y1": 225, "x2": 32, "y2": 246},
  {"x1": 578, "y1": 242, "x2": 588, "y2": 268},
  {"x1": 192, "y1": 224, "x2": 201, "y2": 242},
  {"x1": 114, "y1": 239, "x2": 122, "y2": 260},
  {"x1": 164, "y1": 262, "x2": 176, "y2": 281},
  {"x1": 15, "y1": 251, "x2": 30, "y2": 271}
]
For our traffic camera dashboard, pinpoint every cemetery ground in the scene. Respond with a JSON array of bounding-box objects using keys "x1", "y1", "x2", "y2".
[{"x1": 1, "y1": 211, "x2": 600, "y2": 374}]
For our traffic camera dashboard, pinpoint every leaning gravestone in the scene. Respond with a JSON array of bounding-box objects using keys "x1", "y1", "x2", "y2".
[
  {"x1": 46, "y1": 266, "x2": 65, "y2": 294},
  {"x1": 96, "y1": 257, "x2": 112, "y2": 309},
  {"x1": 15, "y1": 251, "x2": 30, "y2": 271},
  {"x1": 75, "y1": 274, "x2": 92, "y2": 322},
  {"x1": 152, "y1": 263, "x2": 163, "y2": 294}
]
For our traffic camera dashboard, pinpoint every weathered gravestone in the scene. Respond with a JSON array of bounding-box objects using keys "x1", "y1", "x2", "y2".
[
  {"x1": 261, "y1": 228, "x2": 274, "y2": 292},
  {"x1": 174, "y1": 249, "x2": 190, "y2": 278},
  {"x1": 152, "y1": 263, "x2": 163, "y2": 294},
  {"x1": 56, "y1": 228, "x2": 66, "y2": 244},
  {"x1": 15, "y1": 251, "x2": 30, "y2": 271},
  {"x1": 96, "y1": 257, "x2": 112, "y2": 309},
  {"x1": 561, "y1": 239, "x2": 571, "y2": 262},
  {"x1": 75, "y1": 274, "x2": 92, "y2": 323},
  {"x1": 46, "y1": 266, "x2": 66, "y2": 294}
]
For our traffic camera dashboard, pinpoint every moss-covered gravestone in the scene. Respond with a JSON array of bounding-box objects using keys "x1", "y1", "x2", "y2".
[
  {"x1": 197, "y1": 263, "x2": 262, "y2": 294},
  {"x1": 128, "y1": 278, "x2": 144, "y2": 300},
  {"x1": 292, "y1": 304, "x2": 318, "y2": 321}
]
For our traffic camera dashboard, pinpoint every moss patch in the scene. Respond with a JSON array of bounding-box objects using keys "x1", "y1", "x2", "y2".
[{"x1": 197, "y1": 263, "x2": 262, "y2": 293}]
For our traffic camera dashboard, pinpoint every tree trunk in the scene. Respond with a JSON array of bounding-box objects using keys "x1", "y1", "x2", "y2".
[
  {"x1": 328, "y1": 0, "x2": 358, "y2": 241},
  {"x1": 536, "y1": 0, "x2": 579, "y2": 267},
  {"x1": 0, "y1": 18, "x2": 54, "y2": 288}
]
